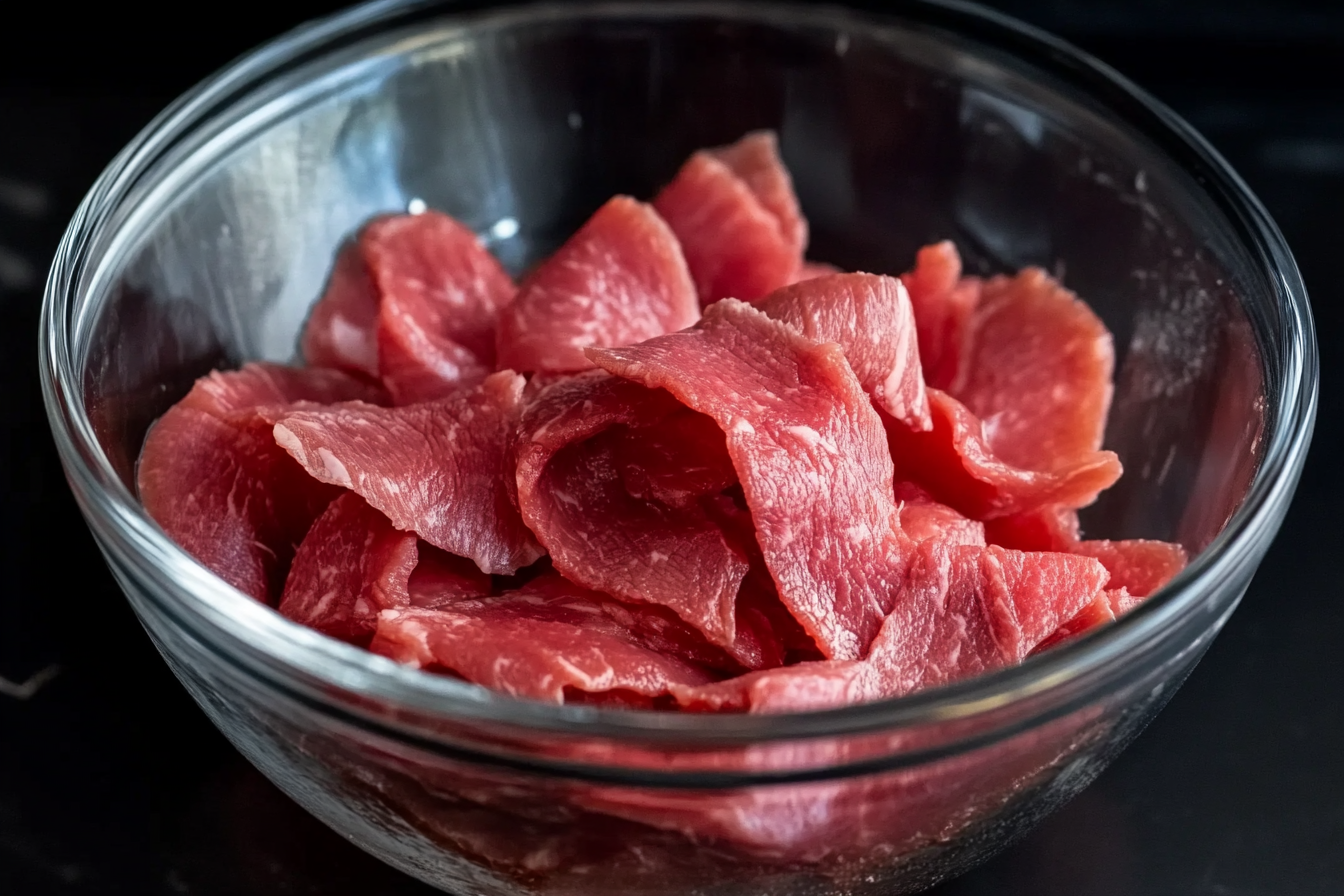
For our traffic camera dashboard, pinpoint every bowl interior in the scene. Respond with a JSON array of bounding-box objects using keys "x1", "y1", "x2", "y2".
[{"x1": 75, "y1": 0, "x2": 1269, "y2": 575}]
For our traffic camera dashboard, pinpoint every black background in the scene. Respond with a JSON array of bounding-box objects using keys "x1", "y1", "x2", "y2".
[{"x1": 1, "y1": 1, "x2": 1340, "y2": 894}]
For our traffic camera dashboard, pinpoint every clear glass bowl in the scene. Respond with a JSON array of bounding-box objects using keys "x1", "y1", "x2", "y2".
[{"x1": 40, "y1": 1, "x2": 1316, "y2": 893}]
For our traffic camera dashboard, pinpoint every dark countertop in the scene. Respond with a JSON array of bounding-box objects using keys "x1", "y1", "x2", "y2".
[{"x1": 1, "y1": 2, "x2": 1339, "y2": 894}]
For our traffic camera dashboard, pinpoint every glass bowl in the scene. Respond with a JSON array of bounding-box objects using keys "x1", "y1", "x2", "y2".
[{"x1": 40, "y1": 1, "x2": 1316, "y2": 893}]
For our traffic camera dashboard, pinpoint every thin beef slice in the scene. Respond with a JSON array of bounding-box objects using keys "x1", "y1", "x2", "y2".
[
  {"x1": 138, "y1": 364, "x2": 382, "y2": 604},
  {"x1": 369, "y1": 574, "x2": 719, "y2": 704},
  {"x1": 756, "y1": 272, "x2": 931, "y2": 429},
  {"x1": 300, "y1": 211, "x2": 515, "y2": 403},
  {"x1": 899, "y1": 241, "x2": 981, "y2": 390},
  {"x1": 707, "y1": 131, "x2": 808, "y2": 260},
  {"x1": 589, "y1": 298, "x2": 905, "y2": 661},
  {"x1": 271, "y1": 370, "x2": 543, "y2": 574},
  {"x1": 278, "y1": 492, "x2": 420, "y2": 645},
  {"x1": 654, "y1": 135, "x2": 802, "y2": 305},
  {"x1": 495, "y1": 196, "x2": 699, "y2": 373},
  {"x1": 513, "y1": 371, "x2": 753, "y2": 655}
]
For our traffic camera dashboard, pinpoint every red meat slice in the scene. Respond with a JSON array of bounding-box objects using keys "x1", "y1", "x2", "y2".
[
  {"x1": 653, "y1": 141, "x2": 800, "y2": 305},
  {"x1": 278, "y1": 492, "x2": 419, "y2": 645},
  {"x1": 884, "y1": 389, "x2": 1123, "y2": 519},
  {"x1": 895, "y1": 482, "x2": 985, "y2": 547},
  {"x1": 984, "y1": 505, "x2": 1080, "y2": 552},
  {"x1": 589, "y1": 298, "x2": 905, "y2": 661},
  {"x1": 1070, "y1": 539, "x2": 1188, "y2": 597},
  {"x1": 613, "y1": 409, "x2": 737, "y2": 508},
  {"x1": 138, "y1": 364, "x2": 382, "y2": 604},
  {"x1": 495, "y1": 197, "x2": 699, "y2": 374},
  {"x1": 676, "y1": 543, "x2": 1106, "y2": 712},
  {"x1": 406, "y1": 544, "x2": 494, "y2": 609},
  {"x1": 1031, "y1": 587, "x2": 1132, "y2": 653},
  {"x1": 369, "y1": 575, "x2": 720, "y2": 704},
  {"x1": 271, "y1": 370, "x2": 543, "y2": 574},
  {"x1": 949, "y1": 268, "x2": 1115, "y2": 472},
  {"x1": 300, "y1": 241, "x2": 380, "y2": 377},
  {"x1": 899, "y1": 241, "x2": 981, "y2": 390},
  {"x1": 300, "y1": 211, "x2": 516, "y2": 403},
  {"x1": 707, "y1": 131, "x2": 807, "y2": 261},
  {"x1": 756, "y1": 273, "x2": 931, "y2": 429},
  {"x1": 514, "y1": 371, "x2": 751, "y2": 655}
]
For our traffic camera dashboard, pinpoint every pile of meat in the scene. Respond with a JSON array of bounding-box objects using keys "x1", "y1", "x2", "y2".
[{"x1": 137, "y1": 132, "x2": 1186, "y2": 713}]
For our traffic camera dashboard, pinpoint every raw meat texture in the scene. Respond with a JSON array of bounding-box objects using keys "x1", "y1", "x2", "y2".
[
  {"x1": 1071, "y1": 539, "x2": 1188, "y2": 597},
  {"x1": 180, "y1": 361, "x2": 386, "y2": 416},
  {"x1": 756, "y1": 273, "x2": 931, "y2": 429},
  {"x1": 900, "y1": 241, "x2": 981, "y2": 389},
  {"x1": 949, "y1": 267, "x2": 1115, "y2": 471},
  {"x1": 138, "y1": 364, "x2": 384, "y2": 604},
  {"x1": 675, "y1": 543, "x2": 1107, "y2": 712},
  {"x1": 495, "y1": 196, "x2": 699, "y2": 373},
  {"x1": 654, "y1": 140, "x2": 801, "y2": 305},
  {"x1": 895, "y1": 482, "x2": 985, "y2": 547},
  {"x1": 984, "y1": 505, "x2": 1080, "y2": 552},
  {"x1": 513, "y1": 371, "x2": 754, "y2": 657},
  {"x1": 300, "y1": 211, "x2": 516, "y2": 403},
  {"x1": 271, "y1": 370, "x2": 544, "y2": 574},
  {"x1": 300, "y1": 240, "x2": 380, "y2": 377},
  {"x1": 369, "y1": 575, "x2": 720, "y2": 704},
  {"x1": 589, "y1": 298, "x2": 905, "y2": 661},
  {"x1": 1032, "y1": 587, "x2": 1133, "y2": 653},
  {"x1": 788, "y1": 260, "x2": 840, "y2": 284},
  {"x1": 707, "y1": 131, "x2": 808, "y2": 260},
  {"x1": 884, "y1": 388, "x2": 1123, "y2": 519},
  {"x1": 406, "y1": 544, "x2": 494, "y2": 609},
  {"x1": 278, "y1": 492, "x2": 419, "y2": 645},
  {"x1": 613, "y1": 409, "x2": 737, "y2": 508}
]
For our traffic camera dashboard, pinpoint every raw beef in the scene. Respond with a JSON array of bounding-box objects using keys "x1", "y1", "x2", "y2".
[
  {"x1": 707, "y1": 131, "x2": 808, "y2": 260},
  {"x1": 369, "y1": 574, "x2": 720, "y2": 704},
  {"x1": 1070, "y1": 539, "x2": 1188, "y2": 597},
  {"x1": 884, "y1": 388, "x2": 1123, "y2": 519},
  {"x1": 895, "y1": 482, "x2": 986, "y2": 547},
  {"x1": 271, "y1": 370, "x2": 543, "y2": 574},
  {"x1": 949, "y1": 267, "x2": 1115, "y2": 472},
  {"x1": 513, "y1": 371, "x2": 753, "y2": 656},
  {"x1": 278, "y1": 492, "x2": 420, "y2": 645},
  {"x1": 138, "y1": 364, "x2": 382, "y2": 604},
  {"x1": 300, "y1": 211, "x2": 516, "y2": 403},
  {"x1": 899, "y1": 241, "x2": 981, "y2": 390},
  {"x1": 756, "y1": 273, "x2": 931, "y2": 429},
  {"x1": 654, "y1": 135, "x2": 802, "y2": 305},
  {"x1": 495, "y1": 196, "x2": 699, "y2": 373},
  {"x1": 589, "y1": 298, "x2": 905, "y2": 661}
]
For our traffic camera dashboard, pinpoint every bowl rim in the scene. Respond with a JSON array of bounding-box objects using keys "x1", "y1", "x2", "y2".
[{"x1": 40, "y1": 0, "x2": 1318, "y2": 751}]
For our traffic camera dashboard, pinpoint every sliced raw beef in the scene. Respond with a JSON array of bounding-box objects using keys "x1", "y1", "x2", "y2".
[
  {"x1": 900, "y1": 241, "x2": 981, "y2": 390},
  {"x1": 495, "y1": 196, "x2": 699, "y2": 373},
  {"x1": 675, "y1": 543, "x2": 1107, "y2": 712},
  {"x1": 884, "y1": 388, "x2": 1123, "y2": 519},
  {"x1": 1070, "y1": 539, "x2": 1188, "y2": 597},
  {"x1": 300, "y1": 240, "x2": 380, "y2": 377},
  {"x1": 984, "y1": 505, "x2": 1081, "y2": 552},
  {"x1": 300, "y1": 211, "x2": 516, "y2": 403},
  {"x1": 514, "y1": 371, "x2": 752, "y2": 655},
  {"x1": 271, "y1": 370, "x2": 543, "y2": 574},
  {"x1": 406, "y1": 544, "x2": 494, "y2": 609},
  {"x1": 788, "y1": 260, "x2": 841, "y2": 284},
  {"x1": 707, "y1": 131, "x2": 807, "y2": 260},
  {"x1": 654, "y1": 140, "x2": 800, "y2": 305},
  {"x1": 138, "y1": 364, "x2": 383, "y2": 604},
  {"x1": 369, "y1": 575, "x2": 720, "y2": 704},
  {"x1": 756, "y1": 273, "x2": 931, "y2": 429},
  {"x1": 278, "y1": 492, "x2": 419, "y2": 645},
  {"x1": 180, "y1": 361, "x2": 385, "y2": 416},
  {"x1": 589, "y1": 298, "x2": 904, "y2": 661},
  {"x1": 1031, "y1": 587, "x2": 1133, "y2": 653},
  {"x1": 949, "y1": 267, "x2": 1115, "y2": 472},
  {"x1": 613, "y1": 409, "x2": 736, "y2": 508},
  {"x1": 895, "y1": 482, "x2": 986, "y2": 547}
]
